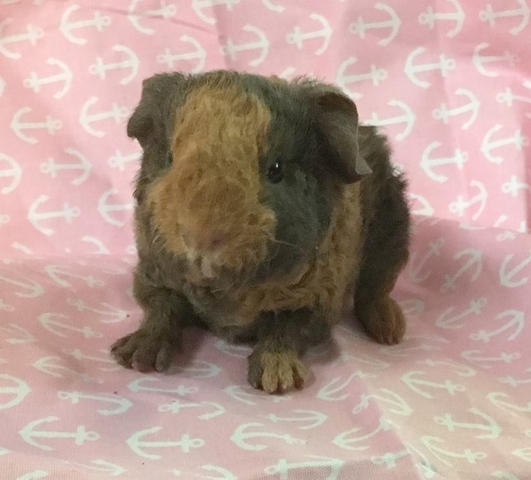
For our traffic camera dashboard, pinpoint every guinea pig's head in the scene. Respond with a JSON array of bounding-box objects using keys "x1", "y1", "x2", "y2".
[{"x1": 127, "y1": 71, "x2": 371, "y2": 284}]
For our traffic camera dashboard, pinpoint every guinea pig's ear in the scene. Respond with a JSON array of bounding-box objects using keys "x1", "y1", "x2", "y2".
[
  {"x1": 127, "y1": 73, "x2": 186, "y2": 147},
  {"x1": 312, "y1": 87, "x2": 372, "y2": 183}
]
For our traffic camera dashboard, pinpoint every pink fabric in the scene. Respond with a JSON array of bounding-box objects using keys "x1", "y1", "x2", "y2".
[{"x1": 1, "y1": 0, "x2": 530, "y2": 478}]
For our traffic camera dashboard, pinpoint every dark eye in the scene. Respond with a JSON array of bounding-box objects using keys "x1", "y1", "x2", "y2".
[{"x1": 268, "y1": 160, "x2": 284, "y2": 184}]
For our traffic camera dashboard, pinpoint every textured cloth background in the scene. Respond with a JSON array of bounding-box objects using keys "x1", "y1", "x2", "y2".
[{"x1": 0, "y1": 0, "x2": 530, "y2": 478}]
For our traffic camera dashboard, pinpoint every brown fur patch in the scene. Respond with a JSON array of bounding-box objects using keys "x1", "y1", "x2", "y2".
[{"x1": 147, "y1": 80, "x2": 276, "y2": 274}]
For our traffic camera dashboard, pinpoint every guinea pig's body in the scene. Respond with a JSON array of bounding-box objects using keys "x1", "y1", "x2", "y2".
[{"x1": 112, "y1": 71, "x2": 411, "y2": 393}]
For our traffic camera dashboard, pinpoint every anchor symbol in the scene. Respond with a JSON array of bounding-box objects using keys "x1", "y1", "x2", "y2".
[
  {"x1": 480, "y1": 0, "x2": 530, "y2": 35},
  {"x1": 286, "y1": 13, "x2": 332, "y2": 55},
  {"x1": 158, "y1": 399, "x2": 225, "y2": 420},
  {"x1": 40, "y1": 148, "x2": 92, "y2": 186},
  {"x1": 418, "y1": 358, "x2": 476, "y2": 377},
  {"x1": 157, "y1": 35, "x2": 206, "y2": 72},
  {"x1": 408, "y1": 238, "x2": 444, "y2": 283},
  {"x1": 172, "y1": 360, "x2": 221, "y2": 379},
  {"x1": 57, "y1": 390, "x2": 132, "y2": 416},
  {"x1": 38, "y1": 312, "x2": 102, "y2": 339},
  {"x1": 128, "y1": 376, "x2": 198, "y2": 396},
  {"x1": 352, "y1": 388, "x2": 412, "y2": 416},
  {"x1": 441, "y1": 248, "x2": 482, "y2": 292},
  {"x1": 0, "y1": 374, "x2": 31, "y2": 410},
  {"x1": 108, "y1": 149, "x2": 141, "y2": 171},
  {"x1": 371, "y1": 450, "x2": 410, "y2": 469},
  {"x1": 15, "y1": 471, "x2": 49, "y2": 480},
  {"x1": 264, "y1": 455, "x2": 344, "y2": 480},
  {"x1": 365, "y1": 100, "x2": 415, "y2": 141},
  {"x1": 192, "y1": 0, "x2": 241, "y2": 25},
  {"x1": 481, "y1": 124, "x2": 528, "y2": 164},
  {"x1": 97, "y1": 188, "x2": 134, "y2": 227},
  {"x1": 499, "y1": 249, "x2": 531, "y2": 287},
  {"x1": 221, "y1": 24, "x2": 269, "y2": 67},
  {"x1": 405, "y1": 47, "x2": 456, "y2": 88},
  {"x1": 44, "y1": 264, "x2": 104, "y2": 288},
  {"x1": 67, "y1": 298, "x2": 127, "y2": 323},
  {"x1": 0, "y1": 153, "x2": 22, "y2": 194},
  {"x1": 497, "y1": 86, "x2": 531, "y2": 119},
  {"x1": 316, "y1": 373, "x2": 369, "y2": 401},
  {"x1": 215, "y1": 339, "x2": 253, "y2": 358},
  {"x1": 461, "y1": 350, "x2": 520, "y2": 368},
  {"x1": 28, "y1": 195, "x2": 80, "y2": 236},
  {"x1": 23, "y1": 58, "x2": 72, "y2": 99},
  {"x1": 473, "y1": 43, "x2": 519, "y2": 77},
  {"x1": 79, "y1": 97, "x2": 129, "y2": 137},
  {"x1": 380, "y1": 342, "x2": 443, "y2": 357},
  {"x1": 60, "y1": 460, "x2": 125, "y2": 477},
  {"x1": 60, "y1": 4, "x2": 111, "y2": 45},
  {"x1": 224, "y1": 384, "x2": 292, "y2": 405},
  {"x1": 0, "y1": 268, "x2": 44, "y2": 297},
  {"x1": 398, "y1": 298, "x2": 424, "y2": 318},
  {"x1": 432, "y1": 88, "x2": 480, "y2": 129},
  {"x1": 471, "y1": 310, "x2": 525, "y2": 342},
  {"x1": 449, "y1": 180, "x2": 487, "y2": 220},
  {"x1": 435, "y1": 408, "x2": 501, "y2": 439},
  {"x1": 128, "y1": 0, "x2": 176, "y2": 35},
  {"x1": 10, "y1": 107, "x2": 62, "y2": 145},
  {"x1": 487, "y1": 391, "x2": 531, "y2": 417},
  {"x1": 82, "y1": 236, "x2": 110, "y2": 254},
  {"x1": 336, "y1": 57, "x2": 388, "y2": 99},
  {"x1": 0, "y1": 18, "x2": 43, "y2": 59},
  {"x1": 231, "y1": 422, "x2": 305, "y2": 451},
  {"x1": 499, "y1": 370, "x2": 531, "y2": 387},
  {"x1": 333, "y1": 417, "x2": 394, "y2": 451},
  {"x1": 63, "y1": 348, "x2": 121, "y2": 372},
  {"x1": 420, "y1": 141, "x2": 467, "y2": 183},
  {"x1": 332, "y1": 351, "x2": 389, "y2": 370},
  {"x1": 418, "y1": 0, "x2": 465, "y2": 38},
  {"x1": 127, "y1": 428, "x2": 204, "y2": 459},
  {"x1": 265, "y1": 409, "x2": 328, "y2": 430},
  {"x1": 261, "y1": 0, "x2": 284, "y2": 13},
  {"x1": 421, "y1": 436, "x2": 487, "y2": 467},
  {"x1": 436, "y1": 297, "x2": 487, "y2": 329},
  {"x1": 0, "y1": 323, "x2": 36, "y2": 343},
  {"x1": 408, "y1": 192, "x2": 434, "y2": 216},
  {"x1": 18, "y1": 416, "x2": 99, "y2": 451},
  {"x1": 349, "y1": 2, "x2": 401, "y2": 46},
  {"x1": 401, "y1": 371, "x2": 465, "y2": 399},
  {"x1": 89, "y1": 45, "x2": 139, "y2": 85}
]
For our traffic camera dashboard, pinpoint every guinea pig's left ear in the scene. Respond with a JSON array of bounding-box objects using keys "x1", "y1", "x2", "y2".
[{"x1": 313, "y1": 88, "x2": 372, "y2": 184}]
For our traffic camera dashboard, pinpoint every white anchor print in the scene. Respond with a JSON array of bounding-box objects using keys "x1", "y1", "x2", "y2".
[
  {"x1": 60, "y1": 4, "x2": 111, "y2": 45},
  {"x1": 27, "y1": 195, "x2": 80, "y2": 236},
  {"x1": 63, "y1": 348, "x2": 121, "y2": 372},
  {"x1": 15, "y1": 472, "x2": 49, "y2": 480},
  {"x1": 40, "y1": 148, "x2": 92, "y2": 186},
  {"x1": 108, "y1": 149, "x2": 141, "y2": 171},
  {"x1": 436, "y1": 297, "x2": 487, "y2": 329},
  {"x1": 336, "y1": 57, "x2": 388, "y2": 100},
  {"x1": 128, "y1": 0, "x2": 176, "y2": 35},
  {"x1": 10, "y1": 107, "x2": 62, "y2": 145},
  {"x1": 434, "y1": 407, "x2": 502, "y2": 439},
  {"x1": 349, "y1": 3, "x2": 401, "y2": 46},
  {"x1": 59, "y1": 460, "x2": 125, "y2": 477},
  {"x1": 333, "y1": 417, "x2": 395, "y2": 451},
  {"x1": 365, "y1": 100, "x2": 415, "y2": 141},
  {"x1": 57, "y1": 390, "x2": 132, "y2": 416},
  {"x1": 487, "y1": 391, "x2": 531, "y2": 417},
  {"x1": 97, "y1": 188, "x2": 134, "y2": 227},
  {"x1": 127, "y1": 427, "x2": 204, "y2": 459},
  {"x1": 231, "y1": 422, "x2": 305, "y2": 451},
  {"x1": 0, "y1": 18, "x2": 43, "y2": 59},
  {"x1": 401, "y1": 371, "x2": 465, "y2": 398},
  {"x1": 502, "y1": 175, "x2": 529, "y2": 198},
  {"x1": 470, "y1": 309, "x2": 525, "y2": 343},
  {"x1": 480, "y1": 0, "x2": 530, "y2": 35},
  {"x1": 265, "y1": 409, "x2": 328, "y2": 430},
  {"x1": 23, "y1": 58, "x2": 72, "y2": 99},
  {"x1": 67, "y1": 297, "x2": 127, "y2": 323},
  {"x1": 157, "y1": 35, "x2": 206, "y2": 72},
  {"x1": 408, "y1": 192, "x2": 434, "y2": 216},
  {"x1": 481, "y1": 124, "x2": 529, "y2": 164},
  {"x1": 408, "y1": 238, "x2": 444, "y2": 283},
  {"x1": 441, "y1": 248, "x2": 483, "y2": 292},
  {"x1": 499, "y1": 250, "x2": 531, "y2": 287},
  {"x1": 89, "y1": 45, "x2": 139, "y2": 85},
  {"x1": 418, "y1": 0, "x2": 465, "y2": 38},
  {"x1": 0, "y1": 153, "x2": 22, "y2": 194},
  {"x1": 497, "y1": 86, "x2": 531, "y2": 118},
  {"x1": 44, "y1": 264, "x2": 104, "y2": 288},
  {"x1": 418, "y1": 358, "x2": 476, "y2": 377},
  {"x1": 461, "y1": 350, "x2": 521, "y2": 368},
  {"x1": 286, "y1": 13, "x2": 332, "y2": 55},
  {"x1": 473, "y1": 43, "x2": 519, "y2": 77},
  {"x1": 0, "y1": 323, "x2": 35, "y2": 344},
  {"x1": 404, "y1": 47, "x2": 456, "y2": 88},
  {"x1": 420, "y1": 141, "x2": 467, "y2": 183},
  {"x1": 33, "y1": 356, "x2": 100, "y2": 383},
  {"x1": 128, "y1": 376, "x2": 198, "y2": 396},
  {"x1": 449, "y1": 180, "x2": 487, "y2": 220},
  {"x1": 432, "y1": 88, "x2": 480, "y2": 129},
  {"x1": 221, "y1": 25, "x2": 269, "y2": 67},
  {"x1": 352, "y1": 388, "x2": 413, "y2": 416},
  {"x1": 18, "y1": 416, "x2": 99, "y2": 451},
  {"x1": 421, "y1": 436, "x2": 487, "y2": 467},
  {"x1": 38, "y1": 312, "x2": 102, "y2": 339},
  {"x1": 264, "y1": 455, "x2": 344, "y2": 480},
  {"x1": 0, "y1": 374, "x2": 31, "y2": 411},
  {"x1": 158, "y1": 399, "x2": 225, "y2": 420},
  {"x1": 261, "y1": 0, "x2": 284, "y2": 13},
  {"x1": 224, "y1": 384, "x2": 291, "y2": 405},
  {"x1": 192, "y1": 0, "x2": 241, "y2": 25},
  {"x1": 79, "y1": 97, "x2": 129, "y2": 138}
]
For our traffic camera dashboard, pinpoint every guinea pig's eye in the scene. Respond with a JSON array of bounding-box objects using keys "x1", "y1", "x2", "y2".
[
  {"x1": 268, "y1": 160, "x2": 284, "y2": 184},
  {"x1": 167, "y1": 152, "x2": 173, "y2": 164}
]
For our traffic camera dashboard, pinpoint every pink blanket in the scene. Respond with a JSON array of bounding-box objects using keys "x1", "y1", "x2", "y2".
[{"x1": 1, "y1": 0, "x2": 530, "y2": 478}]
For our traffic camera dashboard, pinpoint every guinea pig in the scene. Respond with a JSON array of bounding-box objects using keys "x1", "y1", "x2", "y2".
[{"x1": 111, "y1": 70, "x2": 411, "y2": 394}]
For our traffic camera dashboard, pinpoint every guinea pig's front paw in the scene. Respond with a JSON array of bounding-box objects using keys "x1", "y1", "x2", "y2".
[
  {"x1": 111, "y1": 328, "x2": 179, "y2": 373},
  {"x1": 247, "y1": 350, "x2": 311, "y2": 394},
  {"x1": 359, "y1": 296, "x2": 406, "y2": 346}
]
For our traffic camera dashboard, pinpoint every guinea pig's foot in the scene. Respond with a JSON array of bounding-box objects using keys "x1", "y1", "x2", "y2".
[
  {"x1": 358, "y1": 296, "x2": 406, "y2": 345},
  {"x1": 111, "y1": 328, "x2": 179, "y2": 373},
  {"x1": 248, "y1": 349, "x2": 311, "y2": 394}
]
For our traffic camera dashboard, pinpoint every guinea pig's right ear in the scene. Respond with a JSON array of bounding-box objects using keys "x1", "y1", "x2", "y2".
[
  {"x1": 312, "y1": 86, "x2": 372, "y2": 184},
  {"x1": 127, "y1": 73, "x2": 185, "y2": 147}
]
